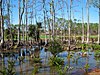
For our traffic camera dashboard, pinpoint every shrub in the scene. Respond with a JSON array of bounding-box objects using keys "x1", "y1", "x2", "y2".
[
  {"x1": 48, "y1": 57, "x2": 64, "y2": 67},
  {"x1": 48, "y1": 40, "x2": 63, "y2": 57}
]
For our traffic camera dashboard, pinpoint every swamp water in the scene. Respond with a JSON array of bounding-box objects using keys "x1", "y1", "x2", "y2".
[{"x1": 0, "y1": 46, "x2": 100, "y2": 75}]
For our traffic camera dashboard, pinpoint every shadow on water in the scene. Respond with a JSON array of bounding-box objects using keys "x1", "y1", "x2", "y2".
[{"x1": 0, "y1": 46, "x2": 100, "y2": 75}]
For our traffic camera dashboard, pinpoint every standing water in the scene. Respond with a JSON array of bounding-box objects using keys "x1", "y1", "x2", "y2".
[{"x1": 0, "y1": 46, "x2": 100, "y2": 75}]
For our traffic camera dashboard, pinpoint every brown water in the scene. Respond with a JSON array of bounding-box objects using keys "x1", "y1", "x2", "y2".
[{"x1": 0, "y1": 46, "x2": 100, "y2": 75}]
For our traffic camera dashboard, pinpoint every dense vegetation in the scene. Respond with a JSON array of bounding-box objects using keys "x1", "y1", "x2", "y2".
[{"x1": 1, "y1": 0, "x2": 100, "y2": 75}]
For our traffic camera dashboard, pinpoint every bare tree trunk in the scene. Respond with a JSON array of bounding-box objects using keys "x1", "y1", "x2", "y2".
[
  {"x1": 68, "y1": 0, "x2": 72, "y2": 50},
  {"x1": 7, "y1": 0, "x2": 13, "y2": 45},
  {"x1": 82, "y1": 0, "x2": 84, "y2": 43},
  {"x1": 98, "y1": 0, "x2": 100, "y2": 44},
  {"x1": 43, "y1": 0, "x2": 47, "y2": 45},
  {"x1": 72, "y1": 10, "x2": 76, "y2": 42},
  {"x1": 18, "y1": 0, "x2": 21, "y2": 45},
  {"x1": 0, "y1": 0, "x2": 4, "y2": 46},
  {"x1": 18, "y1": 0, "x2": 25, "y2": 45},
  {"x1": 21, "y1": 0, "x2": 25, "y2": 43},
  {"x1": 86, "y1": 0, "x2": 89, "y2": 44},
  {"x1": 25, "y1": 0, "x2": 28, "y2": 44},
  {"x1": 46, "y1": 12, "x2": 51, "y2": 41},
  {"x1": 22, "y1": 19, "x2": 25, "y2": 41},
  {"x1": 50, "y1": 0, "x2": 55, "y2": 41},
  {"x1": 66, "y1": 0, "x2": 70, "y2": 43}
]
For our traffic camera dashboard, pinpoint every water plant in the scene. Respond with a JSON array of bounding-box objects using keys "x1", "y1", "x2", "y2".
[
  {"x1": 56, "y1": 65, "x2": 68, "y2": 75},
  {"x1": 94, "y1": 50, "x2": 100, "y2": 57},
  {"x1": 48, "y1": 56, "x2": 64, "y2": 75},
  {"x1": 92, "y1": 44, "x2": 100, "y2": 50},
  {"x1": 48, "y1": 40, "x2": 63, "y2": 57},
  {"x1": 18, "y1": 56, "x2": 25, "y2": 65},
  {"x1": 32, "y1": 66, "x2": 39, "y2": 75},
  {"x1": 48, "y1": 57, "x2": 64, "y2": 67},
  {"x1": 32, "y1": 57, "x2": 42, "y2": 75},
  {"x1": 0, "y1": 60, "x2": 16, "y2": 75},
  {"x1": 33, "y1": 57, "x2": 42, "y2": 63},
  {"x1": 84, "y1": 63, "x2": 90, "y2": 73}
]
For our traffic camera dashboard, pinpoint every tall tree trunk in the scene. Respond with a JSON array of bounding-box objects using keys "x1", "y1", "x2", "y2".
[
  {"x1": 46, "y1": 11, "x2": 51, "y2": 41},
  {"x1": 18, "y1": 0, "x2": 25, "y2": 45},
  {"x1": 82, "y1": 0, "x2": 84, "y2": 43},
  {"x1": 22, "y1": 19, "x2": 25, "y2": 41},
  {"x1": 98, "y1": 1, "x2": 100, "y2": 44},
  {"x1": 68, "y1": 0, "x2": 72, "y2": 50},
  {"x1": 22, "y1": 0, "x2": 25, "y2": 42},
  {"x1": 18, "y1": 0, "x2": 21, "y2": 45},
  {"x1": 43, "y1": 0, "x2": 47, "y2": 45},
  {"x1": 25, "y1": 0, "x2": 28, "y2": 44},
  {"x1": 86, "y1": 0, "x2": 89, "y2": 44},
  {"x1": 50, "y1": 0, "x2": 55, "y2": 41},
  {"x1": 72, "y1": 10, "x2": 76, "y2": 42},
  {"x1": 66, "y1": 0, "x2": 69, "y2": 43},
  {"x1": 0, "y1": 0, "x2": 4, "y2": 46},
  {"x1": 7, "y1": 0, "x2": 13, "y2": 45}
]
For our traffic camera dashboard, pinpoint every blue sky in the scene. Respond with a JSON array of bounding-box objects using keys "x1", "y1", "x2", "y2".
[{"x1": 11, "y1": 0, "x2": 99, "y2": 24}]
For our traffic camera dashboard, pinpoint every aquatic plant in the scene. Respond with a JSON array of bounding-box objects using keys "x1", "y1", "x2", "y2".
[
  {"x1": 32, "y1": 57, "x2": 42, "y2": 75},
  {"x1": 48, "y1": 56, "x2": 64, "y2": 75},
  {"x1": 80, "y1": 44, "x2": 88, "y2": 50},
  {"x1": 94, "y1": 50, "x2": 100, "y2": 57},
  {"x1": 92, "y1": 44, "x2": 100, "y2": 50},
  {"x1": 32, "y1": 66, "x2": 39, "y2": 75},
  {"x1": 48, "y1": 40, "x2": 63, "y2": 57},
  {"x1": 56, "y1": 65, "x2": 68, "y2": 75},
  {"x1": 18, "y1": 56, "x2": 25, "y2": 64},
  {"x1": 0, "y1": 60, "x2": 16, "y2": 75},
  {"x1": 33, "y1": 57, "x2": 42, "y2": 63},
  {"x1": 48, "y1": 57, "x2": 64, "y2": 67},
  {"x1": 84, "y1": 63, "x2": 90, "y2": 73}
]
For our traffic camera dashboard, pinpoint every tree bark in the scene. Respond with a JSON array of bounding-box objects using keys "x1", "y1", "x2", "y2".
[
  {"x1": 68, "y1": 0, "x2": 72, "y2": 50},
  {"x1": 18, "y1": 0, "x2": 21, "y2": 45},
  {"x1": 7, "y1": 0, "x2": 13, "y2": 45},
  {"x1": 82, "y1": 0, "x2": 84, "y2": 43},
  {"x1": 25, "y1": 0, "x2": 28, "y2": 44},
  {"x1": 18, "y1": 0, "x2": 25, "y2": 45},
  {"x1": 98, "y1": 0, "x2": 100, "y2": 44},
  {"x1": 51, "y1": 0, "x2": 55, "y2": 41},
  {"x1": 86, "y1": 0, "x2": 90, "y2": 44},
  {"x1": 0, "y1": 0, "x2": 4, "y2": 46},
  {"x1": 43, "y1": 0, "x2": 47, "y2": 45}
]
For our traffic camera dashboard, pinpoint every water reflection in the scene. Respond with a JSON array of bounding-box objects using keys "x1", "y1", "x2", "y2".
[{"x1": 0, "y1": 47, "x2": 100, "y2": 75}]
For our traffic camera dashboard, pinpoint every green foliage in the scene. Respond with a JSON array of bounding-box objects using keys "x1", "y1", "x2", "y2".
[
  {"x1": 18, "y1": 56, "x2": 25, "y2": 64},
  {"x1": 31, "y1": 57, "x2": 41, "y2": 75},
  {"x1": 0, "y1": 67, "x2": 7, "y2": 75},
  {"x1": 33, "y1": 57, "x2": 41, "y2": 63},
  {"x1": 4, "y1": 28, "x2": 10, "y2": 40},
  {"x1": 92, "y1": 44, "x2": 100, "y2": 50},
  {"x1": 67, "y1": 52, "x2": 74, "y2": 59},
  {"x1": 56, "y1": 65, "x2": 69, "y2": 75},
  {"x1": 0, "y1": 60, "x2": 16, "y2": 75},
  {"x1": 37, "y1": 22, "x2": 42, "y2": 28},
  {"x1": 81, "y1": 49, "x2": 87, "y2": 53},
  {"x1": 81, "y1": 44, "x2": 89, "y2": 50},
  {"x1": 95, "y1": 56, "x2": 100, "y2": 61},
  {"x1": 48, "y1": 40, "x2": 63, "y2": 56},
  {"x1": 84, "y1": 63, "x2": 90, "y2": 73},
  {"x1": 28, "y1": 24, "x2": 36, "y2": 39},
  {"x1": 48, "y1": 57, "x2": 64, "y2": 67},
  {"x1": 28, "y1": 24, "x2": 40, "y2": 41},
  {"x1": 32, "y1": 66, "x2": 39, "y2": 75},
  {"x1": 94, "y1": 50, "x2": 100, "y2": 57}
]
